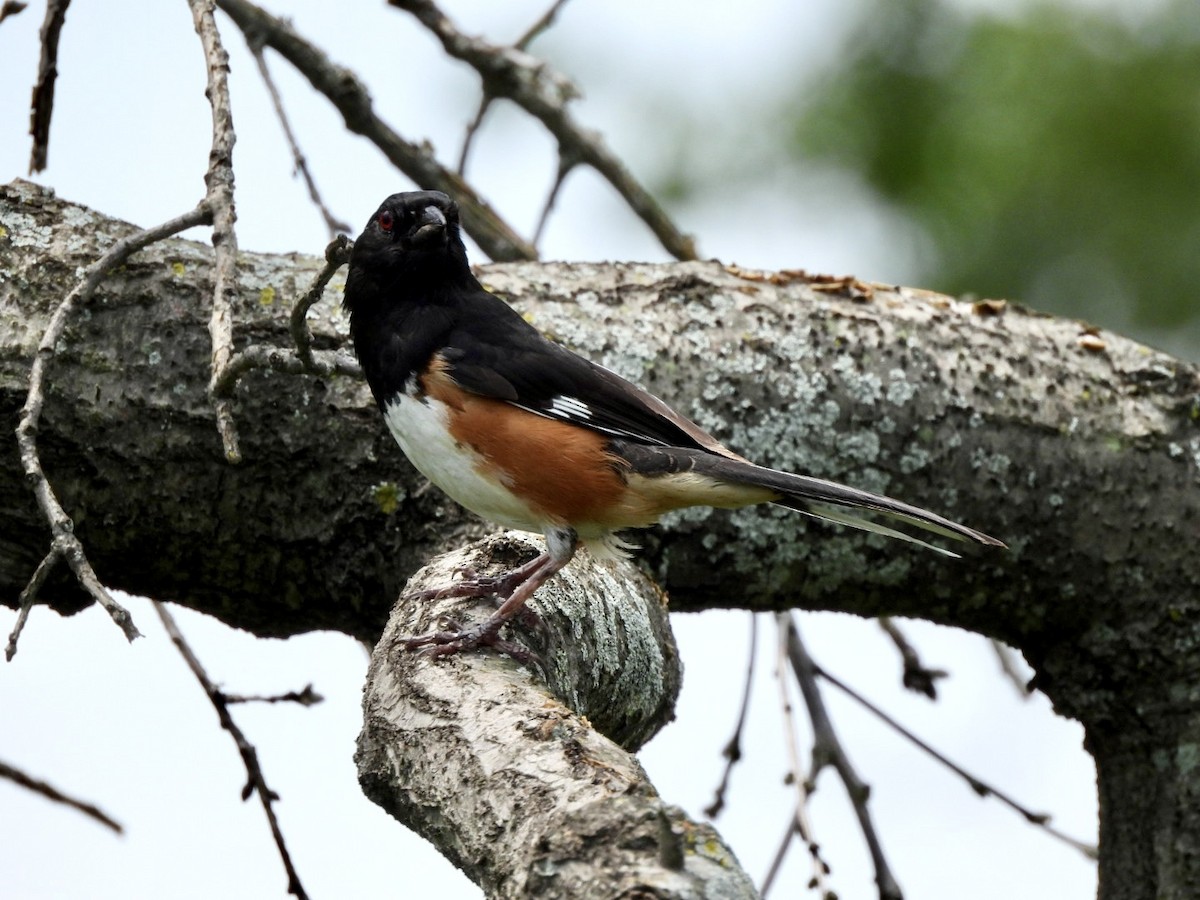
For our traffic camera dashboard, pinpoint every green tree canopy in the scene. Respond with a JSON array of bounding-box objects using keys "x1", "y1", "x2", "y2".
[{"x1": 788, "y1": 0, "x2": 1200, "y2": 357}]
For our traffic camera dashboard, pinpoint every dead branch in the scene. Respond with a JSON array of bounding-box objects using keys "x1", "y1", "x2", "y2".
[
  {"x1": 154, "y1": 601, "x2": 311, "y2": 900},
  {"x1": 0, "y1": 758, "x2": 122, "y2": 833},
  {"x1": 390, "y1": 0, "x2": 698, "y2": 261},
  {"x1": 213, "y1": 0, "x2": 537, "y2": 263},
  {"x1": 10, "y1": 198, "x2": 210, "y2": 655},
  {"x1": 878, "y1": 616, "x2": 947, "y2": 699},
  {"x1": 814, "y1": 654, "x2": 1097, "y2": 859},
  {"x1": 782, "y1": 614, "x2": 902, "y2": 900},
  {"x1": 762, "y1": 616, "x2": 834, "y2": 899},
  {"x1": 244, "y1": 35, "x2": 351, "y2": 237},
  {"x1": 704, "y1": 612, "x2": 758, "y2": 819},
  {"x1": 189, "y1": 0, "x2": 242, "y2": 462},
  {"x1": 27, "y1": 0, "x2": 68, "y2": 173}
]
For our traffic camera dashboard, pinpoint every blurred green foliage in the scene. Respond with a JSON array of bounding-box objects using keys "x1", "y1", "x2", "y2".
[{"x1": 790, "y1": 0, "x2": 1200, "y2": 357}]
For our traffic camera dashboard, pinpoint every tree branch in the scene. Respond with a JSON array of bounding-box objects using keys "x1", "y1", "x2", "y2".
[
  {"x1": 9, "y1": 191, "x2": 209, "y2": 654},
  {"x1": 213, "y1": 0, "x2": 537, "y2": 263},
  {"x1": 27, "y1": 0, "x2": 69, "y2": 174},
  {"x1": 356, "y1": 532, "x2": 762, "y2": 898},
  {"x1": 2, "y1": 182, "x2": 1193, "y2": 900},
  {"x1": 0, "y1": 758, "x2": 122, "y2": 833},
  {"x1": 155, "y1": 601, "x2": 311, "y2": 900},
  {"x1": 390, "y1": 0, "x2": 698, "y2": 261},
  {"x1": 189, "y1": 0, "x2": 243, "y2": 462},
  {"x1": 782, "y1": 614, "x2": 902, "y2": 900}
]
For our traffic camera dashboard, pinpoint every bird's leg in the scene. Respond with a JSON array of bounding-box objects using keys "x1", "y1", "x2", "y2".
[{"x1": 402, "y1": 528, "x2": 577, "y2": 663}]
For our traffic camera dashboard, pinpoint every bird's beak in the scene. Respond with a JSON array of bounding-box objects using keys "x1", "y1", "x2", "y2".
[{"x1": 409, "y1": 205, "x2": 448, "y2": 249}]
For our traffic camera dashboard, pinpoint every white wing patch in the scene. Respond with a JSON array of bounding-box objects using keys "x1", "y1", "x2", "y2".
[{"x1": 547, "y1": 395, "x2": 592, "y2": 421}]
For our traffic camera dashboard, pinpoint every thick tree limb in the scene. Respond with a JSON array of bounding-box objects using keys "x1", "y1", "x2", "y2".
[
  {"x1": 356, "y1": 532, "x2": 759, "y2": 898},
  {"x1": 3, "y1": 183, "x2": 1199, "y2": 899}
]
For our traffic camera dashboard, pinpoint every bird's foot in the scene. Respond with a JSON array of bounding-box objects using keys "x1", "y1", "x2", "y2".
[
  {"x1": 410, "y1": 566, "x2": 543, "y2": 631},
  {"x1": 401, "y1": 616, "x2": 538, "y2": 667}
]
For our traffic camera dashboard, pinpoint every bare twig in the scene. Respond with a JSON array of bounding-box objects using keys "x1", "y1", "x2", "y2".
[
  {"x1": 154, "y1": 602, "x2": 311, "y2": 900},
  {"x1": 457, "y1": 0, "x2": 573, "y2": 176},
  {"x1": 390, "y1": 0, "x2": 698, "y2": 261},
  {"x1": 0, "y1": 759, "x2": 122, "y2": 833},
  {"x1": 214, "y1": 0, "x2": 537, "y2": 262},
  {"x1": 27, "y1": 0, "x2": 69, "y2": 173},
  {"x1": 762, "y1": 617, "x2": 831, "y2": 899},
  {"x1": 782, "y1": 614, "x2": 903, "y2": 900},
  {"x1": 878, "y1": 616, "x2": 948, "y2": 700},
  {"x1": 213, "y1": 343, "x2": 361, "y2": 397},
  {"x1": 222, "y1": 684, "x2": 324, "y2": 706},
  {"x1": 532, "y1": 153, "x2": 576, "y2": 247},
  {"x1": 5, "y1": 548, "x2": 59, "y2": 660},
  {"x1": 245, "y1": 37, "x2": 352, "y2": 237},
  {"x1": 814, "y1": 657, "x2": 1098, "y2": 860},
  {"x1": 12, "y1": 204, "x2": 210, "y2": 656},
  {"x1": 189, "y1": 0, "x2": 242, "y2": 463},
  {"x1": 990, "y1": 637, "x2": 1034, "y2": 698},
  {"x1": 1, "y1": 1, "x2": 29, "y2": 26},
  {"x1": 290, "y1": 235, "x2": 354, "y2": 371},
  {"x1": 704, "y1": 613, "x2": 757, "y2": 819}
]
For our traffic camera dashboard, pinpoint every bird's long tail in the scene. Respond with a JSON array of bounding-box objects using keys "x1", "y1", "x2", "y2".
[{"x1": 624, "y1": 444, "x2": 1006, "y2": 557}]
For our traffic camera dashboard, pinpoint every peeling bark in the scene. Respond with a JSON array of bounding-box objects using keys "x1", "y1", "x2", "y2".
[{"x1": 3, "y1": 181, "x2": 1200, "y2": 899}]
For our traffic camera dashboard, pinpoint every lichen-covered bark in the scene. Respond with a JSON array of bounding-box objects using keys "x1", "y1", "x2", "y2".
[
  {"x1": 355, "y1": 534, "x2": 756, "y2": 899},
  {"x1": 3, "y1": 181, "x2": 1199, "y2": 899}
]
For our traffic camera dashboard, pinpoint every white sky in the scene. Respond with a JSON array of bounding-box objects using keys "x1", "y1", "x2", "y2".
[{"x1": 1, "y1": 2, "x2": 1098, "y2": 899}]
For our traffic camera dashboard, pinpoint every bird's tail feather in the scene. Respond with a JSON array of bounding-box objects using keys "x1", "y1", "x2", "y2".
[{"x1": 655, "y1": 447, "x2": 1006, "y2": 554}]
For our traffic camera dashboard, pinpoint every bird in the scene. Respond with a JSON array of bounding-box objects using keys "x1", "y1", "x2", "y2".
[{"x1": 343, "y1": 190, "x2": 1005, "y2": 660}]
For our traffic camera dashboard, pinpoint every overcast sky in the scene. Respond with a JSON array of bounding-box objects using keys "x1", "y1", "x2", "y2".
[{"x1": 1, "y1": 2, "x2": 1099, "y2": 898}]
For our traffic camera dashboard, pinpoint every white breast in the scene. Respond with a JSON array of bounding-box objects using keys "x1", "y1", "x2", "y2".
[{"x1": 383, "y1": 393, "x2": 545, "y2": 533}]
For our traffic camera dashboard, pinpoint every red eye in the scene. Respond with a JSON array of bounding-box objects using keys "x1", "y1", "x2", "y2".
[{"x1": 378, "y1": 210, "x2": 395, "y2": 232}]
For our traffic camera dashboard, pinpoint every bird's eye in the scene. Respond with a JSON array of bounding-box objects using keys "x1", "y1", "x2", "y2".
[{"x1": 378, "y1": 210, "x2": 395, "y2": 233}]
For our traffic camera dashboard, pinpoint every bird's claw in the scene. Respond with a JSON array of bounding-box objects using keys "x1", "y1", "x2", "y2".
[{"x1": 401, "y1": 620, "x2": 538, "y2": 666}]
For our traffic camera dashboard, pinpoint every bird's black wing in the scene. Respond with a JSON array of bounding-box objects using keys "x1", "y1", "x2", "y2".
[{"x1": 441, "y1": 291, "x2": 744, "y2": 459}]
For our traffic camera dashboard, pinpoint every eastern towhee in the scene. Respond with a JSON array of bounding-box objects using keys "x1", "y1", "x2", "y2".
[{"x1": 344, "y1": 191, "x2": 1004, "y2": 659}]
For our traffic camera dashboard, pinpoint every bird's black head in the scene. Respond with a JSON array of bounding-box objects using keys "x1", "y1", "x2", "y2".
[{"x1": 345, "y1": 191, "x2": 474, "y2": 311}]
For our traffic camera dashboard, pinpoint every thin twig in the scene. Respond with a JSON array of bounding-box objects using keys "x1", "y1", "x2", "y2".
[
  {"x1": 154, "y1": 602, "x2": 311, "y2": 900},
  {"x1": 215, "y1": 0, "x2": 537, "y2": 263},
  {"x1": 457, "y1": 0, "x2": 572, "y2": 177},
  {"x1": 514, "y1": 0, "x2": 571, "y2": 49},
  {"x1": 782, "y1": 614, "x2": 903, "y2": 900},
  {"x1": 5, "y1": 548, "x2": 60, "y2": 661},
  {"x1": 290, "y1": 235, "x2": 354, "y2": 371},
  {"x1": 389, "y1": 0, "x2": 698, "y2": 261},
  {"x1": 878, "y1": 616, "x2": 948, "y2": 700},
  {"x1": 27, "y1": 0, "x2": 69, "y2": 173},
  {"x1": 704, "y1": 613, "x2": 757, "y2": 819},
  {"x1": 762, "y1": 617, "x2": 831, "y2": 899},
  {"x1": 990, "y1": 637, "x2": 1034, "y2": 698},
  {"x1": 532, "y1": 153, "x2": 576, "y2": 248},
  {"x1": 246, "y1": 38, "x2": 351, "y2": 237},
  {"x1": 814, "y1": 659, "x2": 1099, "y2": 860},
  {"x1": 1, "y1": 1, "x2": 29, "y2": 26},
  {"x1": 222, "y1": 684, "x2": 324, "y2": 706},
  {"x1": 12, "y1": 204, "x2": 210, "y2": 656},
  {"x1": 456, "y1": 91, "x2": 495, "y2": 177},
  {"x1": 0, "y1": 759, "x2": 123, "y2": 833},
  {"x1": 190, "y1": 0, "x2": 242, "y2": 463}
]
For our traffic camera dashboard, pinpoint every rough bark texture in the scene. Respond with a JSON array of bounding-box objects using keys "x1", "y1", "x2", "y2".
[
  {"x1": 354, "y1": 533, "x2": 756, "y2": 899},
  {"x1": 3, "y1": 181, "x2": 1200, "y2": 899}
]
